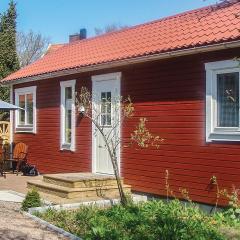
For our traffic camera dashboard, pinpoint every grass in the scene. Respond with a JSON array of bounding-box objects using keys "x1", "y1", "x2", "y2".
[{"x1": 34, "y1": 199, "x2": 240, "y2": 240}]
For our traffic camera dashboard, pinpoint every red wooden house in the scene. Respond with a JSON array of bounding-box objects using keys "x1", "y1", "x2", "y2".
[{"x1": 2, "y1": 1, "x2": 240, "y2": 205}]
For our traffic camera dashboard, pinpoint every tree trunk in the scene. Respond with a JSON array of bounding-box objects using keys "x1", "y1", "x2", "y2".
[
  {"x1": 111, "y1": 155, "x2": 127, "y2": 205},
  {"x1": 91, "y1": 119, "x2": 128, "y2": 206}
]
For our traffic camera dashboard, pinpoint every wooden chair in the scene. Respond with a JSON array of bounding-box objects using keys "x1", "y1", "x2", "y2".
[{"x1": 4, "y1": 142, "x2": 28, "y2": 175}]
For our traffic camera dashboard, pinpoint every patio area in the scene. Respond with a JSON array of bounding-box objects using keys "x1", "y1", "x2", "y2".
[{"x1": 0, "y1": 172, "x2": 42, "y2": 195}]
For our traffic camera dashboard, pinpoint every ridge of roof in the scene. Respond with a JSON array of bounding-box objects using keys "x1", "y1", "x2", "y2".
[{"x1": 67, "y1": 0, "x2": 237, "y2": 46}]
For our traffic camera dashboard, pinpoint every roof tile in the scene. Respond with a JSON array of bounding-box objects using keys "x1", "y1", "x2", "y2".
[{"x1": 3, "y1": 1, "x2": 240, "y2": 82}]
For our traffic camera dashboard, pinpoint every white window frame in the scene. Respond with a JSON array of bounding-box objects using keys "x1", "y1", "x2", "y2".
[
  {"x1": 205, "y1": 60, "x2": 240, "y2": 142},
  {"x1": 15, "y1": 86, "x2": 37, "y2": 133},
  {"x1": 60, "y1": 80, "x2": 76, "y2": 151}
]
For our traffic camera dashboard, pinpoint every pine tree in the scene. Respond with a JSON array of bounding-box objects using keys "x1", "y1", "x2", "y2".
[{"x1": 0, "y1": 0, "x2": 19, "y2": 102}]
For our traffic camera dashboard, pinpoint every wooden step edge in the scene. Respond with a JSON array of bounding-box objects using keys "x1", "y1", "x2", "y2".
[
  {"x1": 43, "y1": 174, "x2": 122, "y2": 183},
  {"x1": 27, "y1": 180, "x2": 131, "y2": 193},
  {"x1": 43, "y1": 177, "x2": 123, "y2": 186}
]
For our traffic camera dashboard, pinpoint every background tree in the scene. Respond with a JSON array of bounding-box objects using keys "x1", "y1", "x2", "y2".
[
  {"x1": 17, "y1": 30, "x2": 50, "y2": 68},
  {"x1": 76, "y1": 87, "x2": 162, "y2": 205},
  {"x1": 94, "y1": 23, "x2": 129, "y2": 36},
  {"x1": 0, "y1": 0, "x2": 19, "y2": 79},
  {"x1": 0, "y1": 1, "x2": 19, "y2": 120}
]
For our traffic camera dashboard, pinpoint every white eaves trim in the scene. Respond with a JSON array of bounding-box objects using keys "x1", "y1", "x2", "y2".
[{"x1": 4, "y1": 40, "x2": 240, "y2": 86}]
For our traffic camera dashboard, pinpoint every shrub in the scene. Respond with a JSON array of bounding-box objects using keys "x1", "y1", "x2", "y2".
[
  {"x1": 35, "y1": 200, "x2": 227, "y2": 240},
  {"x1": 21, "y1": 188, "x2": 41, "y2": 211},
  {"x1": 83, "y1": 200, "x2": 224, "y2": 240}
]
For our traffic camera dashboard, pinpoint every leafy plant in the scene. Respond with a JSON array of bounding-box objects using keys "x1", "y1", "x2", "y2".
[
  {"x1": 21, "y1": 188, "x2": 41, "y2": 211},
  {"x1": 35, "y1": 200, "x2": 228, "y2": 240}
]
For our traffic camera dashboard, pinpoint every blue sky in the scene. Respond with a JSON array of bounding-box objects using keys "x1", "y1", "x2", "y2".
[{"x1": 0, "y1": 0, "x2": 217, "y2": 43}]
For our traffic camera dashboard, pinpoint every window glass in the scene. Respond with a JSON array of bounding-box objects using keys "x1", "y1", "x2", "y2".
[
  {"x1": 65, "y1": 87, "x2": 72, "y2": 144},
  {"x1": 19, "y1": 95, "x2": 25, "y2": 125},
  {"x1": 217, "y1": 72, "x2": 239, "y2": 127},
  {"x1": 101, "y1": 91, "x2": 111, "y2": 126},
  {"x1": 26, "y1": 94, "x2": 33, "y2": 125}
]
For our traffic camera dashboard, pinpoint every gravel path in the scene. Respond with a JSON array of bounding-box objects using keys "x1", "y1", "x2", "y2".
[{"x1": 0, "y1": 201, "x2": 68, "y2": 240}]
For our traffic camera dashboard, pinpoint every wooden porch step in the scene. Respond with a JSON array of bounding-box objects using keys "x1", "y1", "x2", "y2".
[
  {"x1": 43, "y1": 173, "x2": 122, "y2": 188},
  {"x1": 27, "y1": 179, "x2": 131, "y2": 200}
]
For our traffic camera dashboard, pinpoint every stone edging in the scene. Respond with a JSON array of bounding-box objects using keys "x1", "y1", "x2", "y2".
[
  {"x1": 28, "y1": 194, "x2": 147, "y2": 214},
  {"x1": 23, "y1": 211, "x2": 82, "y2": 240}
]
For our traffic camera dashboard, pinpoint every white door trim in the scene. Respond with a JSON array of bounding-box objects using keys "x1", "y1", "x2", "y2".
[{"x1": 91, "y1": 72, "x2": 121, "y2": 175}]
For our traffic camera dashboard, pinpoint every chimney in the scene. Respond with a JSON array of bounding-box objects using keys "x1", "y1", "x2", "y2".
[
  {"x1": 69, "y1": 28, "x2": 87, "y2": 43},
  {"x1": 80, "y1": 28, "x2": 87, "y2": 40}
]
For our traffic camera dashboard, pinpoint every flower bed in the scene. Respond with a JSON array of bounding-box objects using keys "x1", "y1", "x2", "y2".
[{"x1": 34, "y1": 200, "x2": 240, "y2": 240}]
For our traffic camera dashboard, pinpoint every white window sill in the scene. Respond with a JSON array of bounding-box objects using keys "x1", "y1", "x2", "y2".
[
  {"x1": 15, "y1": 126, "x2": 35, "y2": 133},
  {"x1": 207, "y1": 132, "x2": 240, "y2": 142},
  {"x1": 61, "y1": 144, "x2": 74, "y2": 152}
]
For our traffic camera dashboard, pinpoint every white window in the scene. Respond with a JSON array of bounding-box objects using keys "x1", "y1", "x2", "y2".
[
  {"x1": 15, "y1": 86, "x2": 37, "y2": 133},
  {"x1": 205, "y1": 60, "x2": 240, "y2": 142},
  {"x1": 60, "y1": 80, "x2": 76, "y2": 151}
]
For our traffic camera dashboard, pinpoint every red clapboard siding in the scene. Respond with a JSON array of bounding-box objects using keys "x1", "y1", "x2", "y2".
[{"x1": 13, "y1": 47, "x2": 240, "y2": 206}]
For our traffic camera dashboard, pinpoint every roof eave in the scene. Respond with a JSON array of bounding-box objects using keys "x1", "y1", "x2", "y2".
[{"x1": 3, "y1": 40, "x2": 240, "y2": 85}]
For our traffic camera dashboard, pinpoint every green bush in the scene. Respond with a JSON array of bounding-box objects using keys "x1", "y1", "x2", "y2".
[
  {"x1": 35, "y1": 200, "x2": 233, "y2": 240},
  {"x1": 21, "y1": 188, "x2": 41, "y2": 211},
  {"x1": 83, "y1": 200, "x2": 224, "y2": 240}
]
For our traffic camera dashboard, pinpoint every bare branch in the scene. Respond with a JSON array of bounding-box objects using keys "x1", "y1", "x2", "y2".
[
  {"x1": 75, "y1": 87, "x2": 162, "y2": 205},
  {"x1": 17, "y1": 30, "x2": 50, "y2": 67},
  {"x1": 94, "y1": 23, "x2": 129, "y2": 36}
]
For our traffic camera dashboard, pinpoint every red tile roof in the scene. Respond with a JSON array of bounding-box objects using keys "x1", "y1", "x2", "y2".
[
  {"x1": 3, "y1": 1, "x2": 240, "y2": 82},
  {"x1": 45, "y1": 44, "x2": 66, "y2": 55}
]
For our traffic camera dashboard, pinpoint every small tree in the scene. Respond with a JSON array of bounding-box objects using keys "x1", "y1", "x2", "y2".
[
  {"x1": 21, "y1": 188, "x2": 41, "y2": 211},
  {"x1": 76, "y1": 87, "x2": 162, "y2": 205}
]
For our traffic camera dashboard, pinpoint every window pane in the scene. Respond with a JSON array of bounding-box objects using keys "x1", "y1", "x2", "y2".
[
  {"x1": 101, "y1": 92, "x2": 111, "y2": 126},
  {"x1": 65, "y1": 87, "x2": 72, "y2": 144},
  {"x1": 19, "y1": 95, "x2": 25, "y2": 125},
  {"x1": 26, "y1": 94, "x2": 33, "y2": 125},
  {"x1": 217, "y1": 72, "x2": 239, "y2": 127},
  {"x1": 106, "y1": 114, "x2": 111, "y2": 125},
  {"x1": 101, "y1": 115, "x2": 106, "y2": 126},
  {"x1": 101, "y1": 92, "x2": 106, "y2": 101},
  {"x1": 65, "y1": 109, "x2": 72, "y2": 144},
  {"x1": 65, "y1": 87, "x2": 72, "y2": 101},
  {"x1": 65, "y1": 87, "x2": 72, "y2": 111},
  {"x1": 107, "y1": 102, "x2": 111, "y2": 113}
]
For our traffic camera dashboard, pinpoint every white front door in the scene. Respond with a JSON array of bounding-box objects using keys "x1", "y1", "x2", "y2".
[{"x1": 92, "y1": 73, "x2": 121, "y2": 175}]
